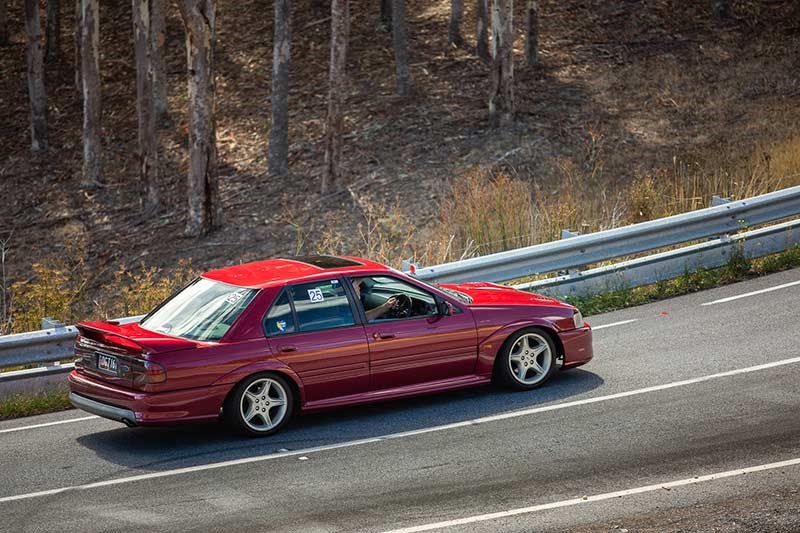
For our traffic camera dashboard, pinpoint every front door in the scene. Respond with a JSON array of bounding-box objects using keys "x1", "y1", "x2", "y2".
[
  {"x1": 349, "y1": 275, "x2": 478, "y2": 391},
  {"x1": 265, "y1": 279, "x2": 369, "y2": 403}
]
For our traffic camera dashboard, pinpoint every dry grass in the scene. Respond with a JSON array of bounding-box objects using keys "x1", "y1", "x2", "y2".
[
  {"x1": 3, "y1": 258, "x2": 197, "y2": 334},
  {"x1": 0, "y1": 387, "x2": 72, "y2": 420},
  {"x1": 3, "y1": 134, "x2": 800, "y2": 334}
]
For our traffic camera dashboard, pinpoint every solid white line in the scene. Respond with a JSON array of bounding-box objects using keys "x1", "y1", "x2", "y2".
[
  {"x1": 1, "y1": 355, "x2": 800, "y2": 504},
  {"x1": 592, "y1": 319, "x2": 639, "y2": 330},
  {"x1": 0, "y1": 416, "x2": 98, "y2": 435},
  {"x1": 382, "y1": 457, "x2": 800, "y2": 532},
  {"x1": 701, "y1": 279, "x2": 800, "y2": 306}
]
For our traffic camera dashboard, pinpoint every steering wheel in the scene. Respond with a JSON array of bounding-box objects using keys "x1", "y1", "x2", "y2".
[{"x1": 390, "y1": 294, "x2": 413, "y2": 319}]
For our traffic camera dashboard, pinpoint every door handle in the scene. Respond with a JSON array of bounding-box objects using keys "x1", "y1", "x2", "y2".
[
  {"x1": 373, "y1": 332, "x2": 396, "y2": 340},
  {"x1": 278, "y1": 345, "x2": 297, "y2": 353}
]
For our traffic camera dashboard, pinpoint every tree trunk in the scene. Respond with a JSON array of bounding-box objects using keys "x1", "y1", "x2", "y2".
[
  {"x1": 713, "y1": 0, "x2": 730, "y2": 20},
  {"x1": 1, "y1": 0, "x2": 9, "y2": 46},
  {"x1": 524, "y1": 0, "x2": 538, "y2": 67},
  {"x1": 25, "y1": 0, "x2": 48, "y2": 152},
  {"x1": 310, "y1": 0, "x2": 325, "y2": 17},
  {"x1": 489, "y1": 0, "x2": 514, "y2": 127},
  {"x1": 133, "y1": 0, "x2": 159, "y2": 210},
  {"x1": 379, "y1": 0, "x2": 391, "y2": 32},
  {"x1": 80, "y1": 0, "x2": 101, "y2": 184},
  {"x1": 448, "y1": 0, "x2": 463, "y2": 47},
  {"x1": 391, "y1": 0, "x2": 410, "y2": 96},
  {"x1": 322, "y1": 0, "x2": 349, "y2": 194},
  {"x1": 150, "y1": 0, "x2": 168, "y2": 124},
  {"x1": 176, "y1": 0, "x2": 222, "y2": 236},
  {"x1": 45, "y1": 0, "x2": 60, "y2": 63},
  {"x1": 74, "y1": 0, "x2": 81, "y2": 93},
  {"x1": 268, "y1": 0, "x2": 290, "y2": 177},
  {"x1": 476, "y1": 0, "x2": 489, "y2": 61}
]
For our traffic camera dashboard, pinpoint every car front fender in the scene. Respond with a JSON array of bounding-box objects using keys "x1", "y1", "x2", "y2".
[{"x1": 475, "y1": 319, "x2": 563, "y2": 375}]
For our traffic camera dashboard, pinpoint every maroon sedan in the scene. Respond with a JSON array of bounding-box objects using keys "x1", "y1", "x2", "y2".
[{"x1": 69, "y1": 255, "x2": 593, "y2": 436}]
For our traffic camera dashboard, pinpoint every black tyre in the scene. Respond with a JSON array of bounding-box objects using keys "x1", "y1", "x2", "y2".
[
  {"x1": 224, "y1": 373, "x2": 295, "y2": 437},
  {"x1": 493, "y1": 327, "x2": 558, "y2": 390}
]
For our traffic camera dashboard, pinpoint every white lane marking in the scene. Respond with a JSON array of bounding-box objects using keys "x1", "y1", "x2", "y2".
[
  {"x1": 701, "y1": 279, "x2": 800, "y2": 306},
  {"x1": 1, "y1": 355, "x2": 800, "y2": 504},
  {"x1": 591, "y1": 319, "x2": 639, "y2": 330},
  {"x1": 0, "y1": 416, "x2": 98, "y2": 435},
  {"x1": 382, "y1": 457, "x2": 800, "y2": 532}
]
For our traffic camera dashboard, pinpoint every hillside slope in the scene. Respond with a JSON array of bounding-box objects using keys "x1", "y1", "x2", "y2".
[{"x1": 1, "y1": 0, "x2": 799, "y2": 302}]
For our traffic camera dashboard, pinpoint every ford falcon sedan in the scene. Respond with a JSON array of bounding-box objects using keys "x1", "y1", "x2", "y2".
[{"x1": 69, "y1": 255, "x2": 593, "y2": 436}]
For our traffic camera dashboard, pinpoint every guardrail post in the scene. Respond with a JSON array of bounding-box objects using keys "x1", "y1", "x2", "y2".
[
  {"x1": 41, "y1": 317, "x2": 65, "y2": 330},
  {"x1": 401, "y1": 259, "x2": 418, "y2": 274},
  {"x1": 559, "y1": 229, "x2": 581, "y2": 276},
  {"x1": 712, "y1": 195, "x2": 731, "y2": 206}
]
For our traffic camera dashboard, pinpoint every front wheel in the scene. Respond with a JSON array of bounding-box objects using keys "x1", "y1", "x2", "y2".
[
  {"x1": 494, "y1": 328, "x2": 557, "y2": 390},
  {"x1": 224, "y1": 373, "x2": 294, "y2": 437}
]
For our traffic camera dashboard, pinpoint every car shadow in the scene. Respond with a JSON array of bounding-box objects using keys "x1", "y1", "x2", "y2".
[{"x1": 76, "y1": 369, "x2": 603, "y2": 472}]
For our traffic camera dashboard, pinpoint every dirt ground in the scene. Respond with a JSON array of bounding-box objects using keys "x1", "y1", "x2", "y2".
[{"x1": 1, "y1": 0, "x2": 799, "y2": 289}]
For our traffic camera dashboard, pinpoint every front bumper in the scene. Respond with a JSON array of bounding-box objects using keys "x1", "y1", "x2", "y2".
[
  {"x1": 68, "y1": 370, "x2": 230, "y2": 426},
  {"x1": 558, "y1": 325, "x2": 593, "y2": 368}
]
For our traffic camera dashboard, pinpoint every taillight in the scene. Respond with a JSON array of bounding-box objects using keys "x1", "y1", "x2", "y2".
[{"x1": 126, "y1": 358, "x2": 167, "y2": 388}]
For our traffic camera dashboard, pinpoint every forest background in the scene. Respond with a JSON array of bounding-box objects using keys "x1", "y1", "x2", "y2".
[{"x1": 1, "y1": 0, "x2": 799, "y2": 333}]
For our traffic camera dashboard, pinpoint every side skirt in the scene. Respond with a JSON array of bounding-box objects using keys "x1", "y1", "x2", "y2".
[{"x1": 301, "y1": 374, "x2": 491, "y2": 413}]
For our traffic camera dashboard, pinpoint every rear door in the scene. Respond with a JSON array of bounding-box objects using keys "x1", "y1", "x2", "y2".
[
  {"x1": 265, "y1": 279, "x2": 370, "y2": 403},
  {"x1": 351, "y1": 275, "x2": 479, "y2": 390}
]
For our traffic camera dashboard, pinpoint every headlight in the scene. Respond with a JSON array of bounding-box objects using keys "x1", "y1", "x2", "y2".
[{"x1": 573, "y1": 310, "x2": 583, "y2": 329}]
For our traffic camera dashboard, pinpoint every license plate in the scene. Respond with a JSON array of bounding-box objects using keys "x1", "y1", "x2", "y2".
[{"x1": 97, "y1": 353, "x2": 119, "y2": 375}]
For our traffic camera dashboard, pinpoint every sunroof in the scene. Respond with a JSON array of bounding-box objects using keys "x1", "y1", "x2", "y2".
[{"x1": 286, "y1": 255, "x2": 363, "y2": 269}]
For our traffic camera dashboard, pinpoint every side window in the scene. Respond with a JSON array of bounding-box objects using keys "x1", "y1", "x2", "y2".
[
  {"x1": 265, "y1": 291, "x2": 296, "y2": 336},
  {"x1": 353, "y1": 275, "x2": 439, "y2": 322},
  {"x1": 290, "y1": 280, "x2": 355, "y2": 332}
]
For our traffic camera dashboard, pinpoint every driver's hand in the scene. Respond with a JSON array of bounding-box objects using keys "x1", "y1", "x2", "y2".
[{"x1": 384, "y1": 296, "x2": 398, "y2": 309}]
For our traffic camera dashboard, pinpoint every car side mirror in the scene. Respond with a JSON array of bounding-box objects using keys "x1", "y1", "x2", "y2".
[{"x1": 437, "y1": 299, "x2": 453, "y2": 316}]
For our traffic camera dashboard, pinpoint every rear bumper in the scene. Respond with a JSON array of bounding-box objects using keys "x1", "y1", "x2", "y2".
[
  {"x1": 69, "y1": 392, "x2": 137, "y2": 427},
  {"x1": 68, "y1": 370, "x2": 229, "y2": 426},
  {"x1": 558, "y1": 325, "x2": 593, "y2": 368}
]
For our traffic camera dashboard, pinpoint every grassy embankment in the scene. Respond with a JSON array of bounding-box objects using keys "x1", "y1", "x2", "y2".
[{"x1": 2, "y1": 137, "x2": 800, "y2": 419}]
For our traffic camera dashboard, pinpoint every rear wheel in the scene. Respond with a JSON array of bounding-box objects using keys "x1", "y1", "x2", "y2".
[
  {"x1": 494, "y1": 328, "x2": 557, "y2": 390},
  {"x1": 224, "y1": 373, "x2": 294, "y2": 437}
]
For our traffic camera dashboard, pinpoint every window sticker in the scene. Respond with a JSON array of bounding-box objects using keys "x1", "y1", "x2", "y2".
[
  {"x1": 276, "y1": 320, "x2": 287, "y2": 332},
  {"x1": 225, "y1": 290, "x2": 247, "y2": 305},
  {"x1": 307, "y1": 288, "x2": 324, "y2": 302}
]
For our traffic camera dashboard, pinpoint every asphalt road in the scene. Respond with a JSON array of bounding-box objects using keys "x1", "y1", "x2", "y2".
[{"x1": 1, "y1": 268, "x2": 799, "y2": 532}]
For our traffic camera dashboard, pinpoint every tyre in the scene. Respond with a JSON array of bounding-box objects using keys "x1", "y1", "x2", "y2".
[
  {"x1": 494, "y1": 328, "x2": 558, "y2": 390},
  {"x1": 224, "y1": 373, "x2": 294, "y2": 437}
]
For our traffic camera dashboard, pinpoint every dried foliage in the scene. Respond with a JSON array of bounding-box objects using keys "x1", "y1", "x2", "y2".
[
  {"x1": 9, "y1": 257, "x2": 86, "y2": 333},
  {"x1": 437, "y1": 169, "x2": 536, "y2": 257},
  {"x1": 94, "y1": 259, "x2": 197, "y2": 319},
  {"x1": 4, "y1": 253, "x2": 196, "y2": 333}
]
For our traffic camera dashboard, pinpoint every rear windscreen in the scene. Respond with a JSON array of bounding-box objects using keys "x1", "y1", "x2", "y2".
[{"x1": 140, "y1": 278, "x2": 257, "y2": 342}]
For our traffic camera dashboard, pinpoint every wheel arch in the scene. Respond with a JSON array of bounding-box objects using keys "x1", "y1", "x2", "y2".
[
  {"x1": 214, "y1": 362, "x2": 306, "y2": 411},
  {"x1": 477, "y1": 320, "x2": 565, "y2": 375}
]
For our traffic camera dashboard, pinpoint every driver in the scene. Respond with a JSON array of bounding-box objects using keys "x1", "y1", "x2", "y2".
[{"x1": 351, "y1": 277, "x2": 399, "y2": 321}]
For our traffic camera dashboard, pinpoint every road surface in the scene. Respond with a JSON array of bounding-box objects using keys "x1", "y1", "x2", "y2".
[{"x1": 1, "y1": 268, "x2": 799, "y2": 532}]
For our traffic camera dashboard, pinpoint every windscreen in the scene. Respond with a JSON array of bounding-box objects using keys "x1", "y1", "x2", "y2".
[{"x1": 140, "y1": 278, "x2": 258, "y2": 342}]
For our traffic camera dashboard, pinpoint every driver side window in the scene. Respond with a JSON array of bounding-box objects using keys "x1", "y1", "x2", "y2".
[{"x1": 350, "y1": 275, "x2": 437, "y2": 323}]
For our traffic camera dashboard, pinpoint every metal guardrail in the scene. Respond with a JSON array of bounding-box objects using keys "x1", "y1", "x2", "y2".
[
  {"x1": 1, "y1": 185, "x2": 800, "y2": 375},
  {"x1": 0, "y1": 315, "x2": 144, "y2": 373},
  {"x1": 514, "y1": 218, "x2": 800, "y2": 296},
  {"x1": 412, "y1": 185, "x2": 800, "y2": 284}
]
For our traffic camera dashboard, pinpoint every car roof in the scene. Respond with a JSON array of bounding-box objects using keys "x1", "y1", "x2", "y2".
[{"x1": 201, "y1": 255, "x2": 393, "y2": 289}]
